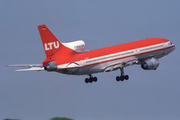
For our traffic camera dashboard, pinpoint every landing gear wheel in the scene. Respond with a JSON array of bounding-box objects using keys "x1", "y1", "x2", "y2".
[
  {"x1": 124, "y1": 75, "x2": 129, "y2": 80},
  {"x1": 85, "y1": 78, "x2": 89, "y2": 83},
  {"x1": 120, "y1": 75, "x2": 125, "y2": 81},
  {"x1": 89, "y1": 78, "x2": 93, "y2": 83},
  {"x1": 116, "y1": 76, "x2": 120, "y2": 81},
  {"x1": 93, "y1": 77, "x2": 97, "y2": 82}
]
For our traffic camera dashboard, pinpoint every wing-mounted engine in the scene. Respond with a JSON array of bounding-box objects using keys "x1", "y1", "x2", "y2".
[
  {"x1": 141, "y1": 58, "x2": 159, "y2": 70},
  {"x1": 44, "y1": 61, "x2": 57, "y2": 71},
  {"x1": 62, "y1": 40, "x2": 86, "y2": 52}
]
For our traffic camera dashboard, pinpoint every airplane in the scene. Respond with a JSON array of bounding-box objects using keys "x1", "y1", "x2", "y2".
[{"x1": 8, "y1": 24, "x2": 175, "y2": 83}]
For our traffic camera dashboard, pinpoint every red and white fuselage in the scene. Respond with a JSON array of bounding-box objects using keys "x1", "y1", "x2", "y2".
[{"x1": 54, "y1": 38, "x2": 174, "y2": 75}]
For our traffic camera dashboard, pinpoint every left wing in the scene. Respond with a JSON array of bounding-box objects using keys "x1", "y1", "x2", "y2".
[{"x1": 7, "y1": 64, "x2": 44, "y2": 72}]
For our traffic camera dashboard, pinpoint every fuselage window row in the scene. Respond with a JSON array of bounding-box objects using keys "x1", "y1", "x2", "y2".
[{"x1": 86, "y1": 51, "x2": 134, "y2": 64}]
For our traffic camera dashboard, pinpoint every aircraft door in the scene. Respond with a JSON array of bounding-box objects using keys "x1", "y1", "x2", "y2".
[
  {"x1": 80, "y1": 60, "x2": 85, "y2": 67},
  {"x1": 163, "y1": 42, "x2": 167, "y2": 48},
  {"x1": 135, "y1": 48, "x2": 140, "y2": 55}
]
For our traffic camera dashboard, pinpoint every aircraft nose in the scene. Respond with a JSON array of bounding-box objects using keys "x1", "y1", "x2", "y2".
[
  {"x1": 171, "y1": 41, "x2": 175, "y2": 51},
  {"x1": 173, "y1": 45, "x2": 175, "y2": 50}
]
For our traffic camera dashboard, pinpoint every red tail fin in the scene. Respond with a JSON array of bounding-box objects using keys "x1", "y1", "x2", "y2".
[{"x1": 38, "y1": 24, "x2": 62, "y2": 57}]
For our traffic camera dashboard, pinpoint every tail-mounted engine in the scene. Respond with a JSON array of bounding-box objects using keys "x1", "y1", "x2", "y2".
[
  {"x1": 62, "y1": 40, "x2": 86, "y2": 52},
  {"x1": 44, "y1": 61, "x2": 57, "y2": 71},
  {"x1": 141, "y1": 58, "x2": 159, "y2": 70}
]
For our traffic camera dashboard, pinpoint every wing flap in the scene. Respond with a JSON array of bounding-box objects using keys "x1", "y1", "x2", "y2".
[
  {"x1": 104, "y1": 63, "x2": 122, "y2": 72},
  {"x1": 104, "y1": 59, "x2": 138, "y2": 72}
]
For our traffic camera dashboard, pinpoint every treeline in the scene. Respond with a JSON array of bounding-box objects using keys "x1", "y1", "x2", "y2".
[
  {"x1": 3, "y1": 117, "x2": 73, "y2": 120},
  {"x1": 50, "y1": 117, "x2": 73, "y2": 120}
]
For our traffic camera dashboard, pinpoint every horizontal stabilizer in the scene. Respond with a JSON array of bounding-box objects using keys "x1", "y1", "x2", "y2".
[
  {"x1": 15, "y1": 67, "x2": 44, "y2": 72},
  {"x1": 7, "y1": 64, "x2": 43, "y2": 67}
]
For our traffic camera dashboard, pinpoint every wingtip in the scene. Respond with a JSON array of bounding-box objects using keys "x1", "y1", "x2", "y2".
[{"x1": 6, "y1": 65, "x2": 15, "y2": 67}]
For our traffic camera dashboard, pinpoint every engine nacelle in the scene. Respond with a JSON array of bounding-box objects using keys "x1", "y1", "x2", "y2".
[
  {"x1": 62, "y1": 40, "x2": 86, "y2": 52},
  {"x1": 44, "y1": 61, "x2": 57, "y2": 71},
  {"x1": 141, "y1": 58, "x2": 159, "y2": 70}
]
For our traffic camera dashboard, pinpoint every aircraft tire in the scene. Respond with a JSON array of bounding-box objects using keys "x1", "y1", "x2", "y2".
[
  {"x1": 93, "y1": 77, "x2": 97, "y2": 82},
  {"x1": 116, "y1": 76, "x2": 120, "y2": 81},
  {"x1": 85, "y1": 78, "x2": 89, "y2": 83},
  {"x1": 89, "y1": 78, "x2": 93, "y2": 83},
  {"x1": 120, "y1": 76, "x2": 124, "y2": 81},
  {"x1": 124, "y1": 75, "x2": 129, "y2": 80}
]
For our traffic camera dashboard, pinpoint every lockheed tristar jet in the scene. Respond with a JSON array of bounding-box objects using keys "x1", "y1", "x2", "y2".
[{"x1": 8, "y1": 24, "x2": 175, "y2": 83}]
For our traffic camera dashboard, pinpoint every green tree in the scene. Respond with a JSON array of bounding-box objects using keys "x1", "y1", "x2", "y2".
[
  {"x1": 4, "y1": 118, "x2": 20, "y2": 120},
  {"x1": 50, "y1": 117, "x2": 73, "y2": 120}
]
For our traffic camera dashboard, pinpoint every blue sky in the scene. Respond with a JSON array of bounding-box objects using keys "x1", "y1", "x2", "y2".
[{"x1": 0, "y1": 0, "x2": 180, "y2": 120}]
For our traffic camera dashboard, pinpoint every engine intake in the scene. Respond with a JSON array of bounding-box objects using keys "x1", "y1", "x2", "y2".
[
  {"x1": 44, "y1": 61, "x2": 57, "y2": 71},
  {"x1": 141, "y1": 58, "x2": 159, "y2": 70}
]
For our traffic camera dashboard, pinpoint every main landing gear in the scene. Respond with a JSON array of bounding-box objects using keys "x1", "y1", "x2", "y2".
[
  {"x1": 85, "y1": 74, "x2": 97, "y2": 83},
  {"x1": 116, "y1": 67, "x2": 129, "y2": 81}
]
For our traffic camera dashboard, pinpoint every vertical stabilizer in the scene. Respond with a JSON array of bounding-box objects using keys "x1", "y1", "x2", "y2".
[{"x1": 38, "y1": 24, "x2": 62, "y2": 57}]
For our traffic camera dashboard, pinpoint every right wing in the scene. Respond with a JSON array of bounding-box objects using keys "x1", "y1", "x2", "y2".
[
  {"x1": 7, "y1": 64, "x2": 44, "y2": 72},
  {"x1": 103, "y1": 59, "x2": 139, "y2": 72}
]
